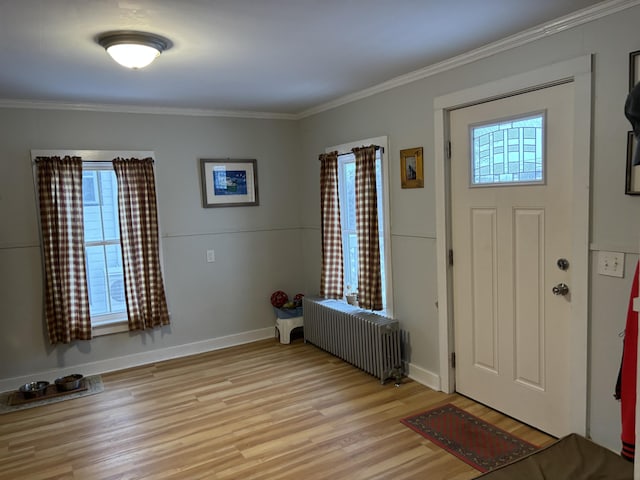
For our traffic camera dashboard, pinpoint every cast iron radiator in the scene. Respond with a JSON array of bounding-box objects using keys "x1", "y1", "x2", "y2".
[{"x1": 302, "y1": 297, "x2": 402, "y2": 384}]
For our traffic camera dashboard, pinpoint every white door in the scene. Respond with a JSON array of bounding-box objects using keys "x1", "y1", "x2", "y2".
[{"x1": 450, "y1": 82, "x2": 574, "y2": 437}]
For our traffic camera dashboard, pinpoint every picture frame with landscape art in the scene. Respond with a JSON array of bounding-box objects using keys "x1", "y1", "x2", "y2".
[
  {"x1": 200, "y1": 158, "x2": 259, "y2": 207},
  {"x1": 626, "y1": 131, "x2": 640, "y2": 195},
  {"x1": 400, "y1": 147, "x2": 424, "y2": 189}
]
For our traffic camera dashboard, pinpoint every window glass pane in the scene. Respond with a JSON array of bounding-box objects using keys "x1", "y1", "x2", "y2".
[
  {"x1": 82, "y1": 172, "x2": 98, "y2": 204},
  {"x1": 83, "y1": 167, "x2": 125, "y2": 318},
  {"x1": 98, "y1": 171, "x2": 120, "y2": 241},
  {"x1": 339, "y1": 154, "x2": 357, "y2": 294},
  {"x1": 83, "y1": 170, "x2": 103, "y2": 243},
  {"x1": 83, "y1": 170, "x2": 120, "y2": 242},
  {"x1": 105, "y1": 244, "x2": 126, "y2": 313},
  {"x1": 343, "y1": 159, "x2": 356, "y2": 230},
  {"x1": 379, "y1": 234, "x2": 385, "y2": 304},
  {"x1": 86, "y1": 245, "x2": 108, "y2": 316},
  {"x1": 86, "y1": 245, "x2": 127, "y2": 317},
  {"x1": 346, "y1": 233, "x2": 358, "y2": 292},
  {"x1": 375, "y1": 155, "x2": 386, "y2": 304},
  {"x1": 471, "y1": 113, "x2": 544, "y2": 186}
]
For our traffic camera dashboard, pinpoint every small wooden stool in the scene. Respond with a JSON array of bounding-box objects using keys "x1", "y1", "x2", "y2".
[{"x1": 275, "y1": 316, "x2": 303, "y2": 344}]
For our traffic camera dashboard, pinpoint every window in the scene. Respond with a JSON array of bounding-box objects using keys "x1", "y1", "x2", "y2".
[
  {"x1": 82, "y1": 165, "x2": 126, "y2": 324},
  {"x1": 328, "y1": 136, "x2": 393, "y2": 314},
  {"x1": 32, "y1": 149, "x2": 157, "y2": 336},
  {"x1": 470, "y1": 112, "x2": 545, "y2": 186}
]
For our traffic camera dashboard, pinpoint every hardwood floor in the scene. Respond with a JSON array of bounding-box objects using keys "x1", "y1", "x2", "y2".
[{"x1": 0, "y1": 338, "x2": 554, "y2": 480}]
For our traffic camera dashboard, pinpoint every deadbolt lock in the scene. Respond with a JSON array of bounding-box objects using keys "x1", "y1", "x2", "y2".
[{"x1": 552, "y1": 283, "x2": 569, "y2": 296}]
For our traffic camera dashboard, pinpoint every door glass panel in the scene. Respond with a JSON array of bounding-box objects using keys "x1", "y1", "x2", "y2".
[{"x1": 470, "y1": 113, "x2": 544, "y2": 186}]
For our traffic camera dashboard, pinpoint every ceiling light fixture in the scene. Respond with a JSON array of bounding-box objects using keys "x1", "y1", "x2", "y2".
[{"x1": 97, "y1": 31, "x2": 171, "y2": 69}]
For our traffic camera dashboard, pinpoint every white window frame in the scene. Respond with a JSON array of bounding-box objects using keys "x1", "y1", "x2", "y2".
[
  {"x1": 31, "y1": 149, "x2": 158, "y2": 336},
  {"x1": 326, "y1": 136, "x2": 393, "y2": 317}
]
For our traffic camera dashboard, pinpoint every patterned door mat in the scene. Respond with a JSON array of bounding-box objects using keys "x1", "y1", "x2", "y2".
[
  {"x1": 401, "y1": 403, "x2": 540, "y2": 472},
  {"x1": 0, "y1": 375, "x2": 103, "y2": 414}
]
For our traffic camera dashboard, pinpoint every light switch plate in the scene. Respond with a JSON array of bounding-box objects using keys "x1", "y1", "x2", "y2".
[
  {"x1": 206, "y1": 249, "x2": 215, "y2": 263},
  {"x1": 597, "y1": 251, "x2": 624, "y2": 277}
]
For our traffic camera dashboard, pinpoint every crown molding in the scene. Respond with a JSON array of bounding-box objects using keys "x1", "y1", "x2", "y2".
[
  {"x1": 0, "y1": 98, "x2": 298, "y2": 121},
  {"x1": 296, "y1": 0, "x2": 640, "y2": 119}
]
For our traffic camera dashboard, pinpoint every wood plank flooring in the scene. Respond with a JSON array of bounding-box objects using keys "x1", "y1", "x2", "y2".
[{"x1": 0, "y1": 338, "x2": 554, "y2": 480}]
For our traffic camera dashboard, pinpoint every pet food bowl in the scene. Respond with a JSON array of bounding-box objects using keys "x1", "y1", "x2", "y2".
[
  {"x1": 19, "y1": 381, "x2": 50, "y2": 398},
  {"x1": 54, "y1": 374, "x2": 84, "y2": 391}
]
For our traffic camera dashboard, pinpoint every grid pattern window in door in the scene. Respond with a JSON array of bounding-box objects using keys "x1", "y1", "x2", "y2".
[{"x1": 470, "y1": 113, "x2": 545, "y2": 186}]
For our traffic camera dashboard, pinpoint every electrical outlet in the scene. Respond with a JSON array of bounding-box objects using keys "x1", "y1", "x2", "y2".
[
  {"x1": 206, "y1": 249, "x2": 215, "y2": 263},
  {"x1": 597, "y1": 251, "x2": 624, "y2": 278}
]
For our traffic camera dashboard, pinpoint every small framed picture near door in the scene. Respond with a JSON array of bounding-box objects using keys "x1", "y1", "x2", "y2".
[
  {"x1": 400, "y1": 147, "x2": 424, "y2": 189},
  {"x1": 200, "y1": 158, "x2": 259, "y2": 207},
  {"x1": 626, "y1": 132, "x2": 640, "y2": 195}
]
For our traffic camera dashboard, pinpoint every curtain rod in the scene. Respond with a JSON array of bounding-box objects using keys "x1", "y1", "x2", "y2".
[
  {"x1": 33, "y1": 156, "x2": 155, "y2": 163},
  {"x1": 320, "y1": 145, "x2": 383, "y2": 159}
]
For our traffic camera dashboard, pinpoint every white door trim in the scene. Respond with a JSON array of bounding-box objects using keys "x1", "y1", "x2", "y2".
[{"x1": 434, "y1": 55, "x2": 592, "y2": 435}]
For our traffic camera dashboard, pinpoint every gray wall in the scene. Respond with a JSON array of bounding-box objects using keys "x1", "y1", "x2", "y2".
[
  {"x1": 298, "y1": 6, "x2": 640, "y2": 451},
  {"x1": 1, "y1": 4, "x2": 638, "y2": 454},
  {"x1": 0, "y1": 108, "x2": 303, "y2": 379}
]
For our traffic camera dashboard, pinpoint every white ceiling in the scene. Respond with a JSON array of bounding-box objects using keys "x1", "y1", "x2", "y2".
[{"x1": 0, "y1": 0, "x2": 621, "y2": 117}]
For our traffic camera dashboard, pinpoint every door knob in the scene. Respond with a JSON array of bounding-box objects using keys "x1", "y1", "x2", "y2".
[{"x1": 552, "y1": 283, "x2": 569, "y2": 296}]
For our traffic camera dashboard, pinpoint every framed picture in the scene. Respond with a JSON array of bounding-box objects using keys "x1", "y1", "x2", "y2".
[
  {"x1": 630, "y1": 50, "x2": 640, "y2": 90},
  {"x1": 626, "y1": 132, "x2": 640, "y2": 195},
  {"x1": 200, "y1": 158, "x2": 259, "y2": 207},
  {"x1": 400, "y1": 147, "x2": 424, "y2": 189}
]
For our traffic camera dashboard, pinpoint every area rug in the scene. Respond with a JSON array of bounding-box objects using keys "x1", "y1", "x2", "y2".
[
  {"x1": 0, "y1": 375, "x2": 103, "y2": 414},
  {"x1": 400, "y1": 403, "x2": 539, "y2": 472}
]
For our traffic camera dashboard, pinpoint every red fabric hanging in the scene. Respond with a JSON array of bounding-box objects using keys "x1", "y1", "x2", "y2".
[{"x1": 621, "y1": 261, "x2": 639, "y2": 461}]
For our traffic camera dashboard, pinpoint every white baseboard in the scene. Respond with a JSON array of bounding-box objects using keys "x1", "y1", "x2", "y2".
[
  {"x1": 0, "y1": 327, "x2": 274, "y2": 393},
  {"x1": 406, "y1": 362, "x2": 441, "y2": 391}
]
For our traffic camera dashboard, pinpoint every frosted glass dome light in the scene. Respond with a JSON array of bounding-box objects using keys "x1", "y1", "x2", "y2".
[{"x1": 97, "y1": 31, "x2": 171, "y2": 69}]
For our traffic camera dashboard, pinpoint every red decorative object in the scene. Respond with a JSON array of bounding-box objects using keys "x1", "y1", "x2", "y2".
[
  {"x1": 619, "y1": 261, "x2": 639, "y2": 461},
  {"x1": 270, "y1": 290, "x2": 288, "y2": 308}
]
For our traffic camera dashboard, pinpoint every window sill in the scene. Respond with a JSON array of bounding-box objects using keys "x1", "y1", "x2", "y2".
[
  {"x1": 341, "y1": 299, "x2": 391, "y2": 318},
  {"x1": 92, "y1": 321, "x2": 128, "y2": 336}
]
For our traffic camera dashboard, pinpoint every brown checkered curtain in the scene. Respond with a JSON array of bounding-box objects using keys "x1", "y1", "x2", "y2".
[
  {"x1": 353, "y1": 146, "x2": 383, "y2": 310},
  {"x1": 113, "y1": 158, "x2": 170, "y2": 330},
  {"x1": 319, "y1": 151, "x2": 344, "y2": 299},
  {"x1": 36, "y1": 156, "x2": 92, "y2": 344}
]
